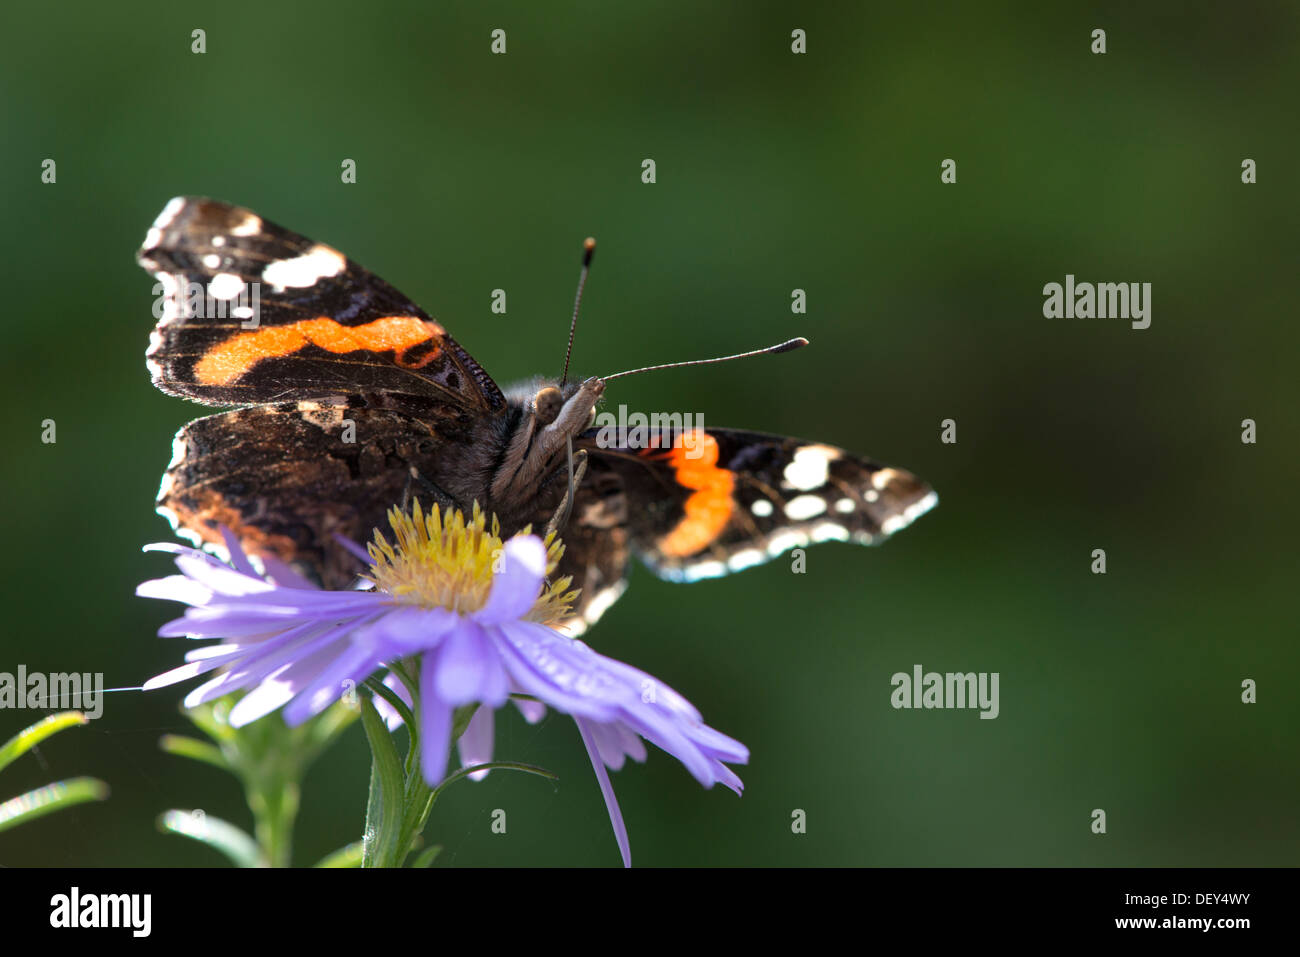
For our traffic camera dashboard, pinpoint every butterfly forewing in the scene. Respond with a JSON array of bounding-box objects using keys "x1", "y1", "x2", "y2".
[{"x1": 139, "y1": 197, "x2": 505, "y2": 411}]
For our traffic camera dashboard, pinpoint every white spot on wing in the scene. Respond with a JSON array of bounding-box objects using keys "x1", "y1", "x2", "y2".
[
  {"x1": 727, "y1": 548, "x2": 765, "y2": 571},
  {"x1": 144, "y1": 196, "x2": 185, "y2": 249},
  {"x1": 782, "y1": 444, "x2": 838, "y2": 491},
  {"x1": 146, "y1": 328, "x2": 167, "y2": 378},
  {"x1": 766, "y1": 530, "x2": 808, "y2": 557},
  {"x1": 207, "y1": 273, "x2": 245, "y2": 300},
  {"x1": 262, "y1": 244, "x2": 346, "y2": 291},
  {"x1": 203, "y1": 253, "x2": 221, "y2": 269},
  {"x1": 155, "y1": 429, "x2": 189, "y2": 504},
  {"x1": 165, "y1": 429, "x2": 189, "y2": 469},
  {"x1": 810, "y1": 523, "x2": 850, "y2": 543},
  {"x1": 682, "y1": 559, "x2": 727, "y2": 580},
  {"x1": 880, "y1": 490, "x2": 939, "y2": 535},
  {"x1": 155, "y1": 197, "x2": 185, "y2": 226},
  {"x1": 835, "y1": 498, "x2": 855, "y2": 514},
  {"x1": 784, "y1": 494, "x2": 827, "y2": 520},
  {"x1": 750, "y1": 499, "x2": 774, "y2": 518},
  {"x1": 157, "y1": 272, "x2": 180, "y2": 297},
  {"x1": 230, "y1": 213, "x2": 262, "y2": 237},
  {"x1": 872, "y1": 467, "x2": 901, "y2": 491},
  {"x1": 155, "y1": 503, "x2": 197, "y2": 545}
]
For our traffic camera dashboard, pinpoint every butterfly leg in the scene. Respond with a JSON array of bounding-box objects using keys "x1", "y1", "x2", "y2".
[{"x1": 544, "y1": 445, "x2": 588, "y2": 539}]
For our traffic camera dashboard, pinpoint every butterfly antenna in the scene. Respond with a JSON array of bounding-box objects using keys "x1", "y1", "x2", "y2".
[
  {"x1": 559, "y1": 238, "x2": 596, "y2": 388},
  {"x1": 601, "y1": 337, "x2": 808, "y2": 383}
]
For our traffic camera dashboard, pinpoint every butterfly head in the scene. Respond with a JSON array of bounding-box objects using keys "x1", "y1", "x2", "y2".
[{"x1": 532, "y1": 378, "x2": 603, "y2": 431}]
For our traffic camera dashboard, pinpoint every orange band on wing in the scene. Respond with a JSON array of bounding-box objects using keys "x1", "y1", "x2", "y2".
[
  {"x1": 646, "y1": 431, "x2": 735, "y2": 558},
  {"x1": 194, "y1": 316, "x2": 444, "y2": 386}
]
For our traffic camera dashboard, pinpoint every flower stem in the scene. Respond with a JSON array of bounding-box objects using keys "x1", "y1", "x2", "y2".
[{"x1": 248, "y1": 778, "x2": 298, "y2": 868}]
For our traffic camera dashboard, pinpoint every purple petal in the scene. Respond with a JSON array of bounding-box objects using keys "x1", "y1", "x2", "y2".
[
  {"x1": 278, "y1": 641, "x2": 382, "y2": 727},
  {"x1": 332, "y1": 532, "x2": 373, "y2": 566},
  {"x1": 473, "y1": 536, "x2": 546, "y2": 626},
  {"x1": 192, "y1": 637, "x2": 342, "y2": 716},
  {"x1": 712, "y1": 764, "x2": 745, "y2": 797},
  {"x1": 180, "y1": 616, "x2": 371, "y2": 707},
  {"x1": 372, "y1": 671, "x2": 413, "y2": 731},
  {"x1": 490, "y1": 620, "x2": 622, "y2": 721},
  {"x1": 183, "y1": 643, "x2": 249, "y2": 662},
  {"x1": 576, "y1": 717, "x2": 631, "y2": 868},
  {"x1": 155, "y1": 589, "x2": 384, "y2": 638},
  {"x1": 420, "y1": 655, "x2": 454, "y2": 783},
  {"x1": 458, "y1": 707, "x2": 495, "y2": 781},
  {"x1": 259, "y1": 556, "x2": 319, "y2": 589},
  {"x1": 172, "y1": 553, "x2": 277, "y2": 597},
  {"x1": 492, "y1": 624, "x2": 747, "y2": 791},
  {"x1": 228, "y1": 668, "x2": 309, "y2": 726},
  {"x1": 620, "y1": 717, "x2": 720, "y2": 787},
  {"x1": 157, "y1": 607, "x2": 321, "y2": 638},
  {"x1": 590, "y1": 721, "x2": 647, "y2": 772},
  {"x1": 355, "y1": 604, "x2": 458, "y2": 657},
  {"x1": 142, "y1": 641, "x2": 252, "y2": 690},
  {"x1": 433, "y1": 621, "x2": 508, "y2": 707},
  {"x1": 142, "y1": 542, "x2": 198, "y2": 556},
  {"x1": 142, "y1": 656, "x2": 231, "y2": 690},
  {"x1": 219, "y1": 527, "x2": 259, "y2": 577},
  {"x1": 682, "y1": 723, "x2": 750, "y2": 764},
  {"x1": 513, "y1": 697, "x2": 547, "y2": 724},
  {"x1": 136, "y1": 575, "x2": 213, "y2": 606}
]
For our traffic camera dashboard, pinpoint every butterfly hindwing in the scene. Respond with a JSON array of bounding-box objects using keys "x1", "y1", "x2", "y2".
[
  {"x1": 158, "y1": 395, "x2": 504, "y2": 590},
  {"x1": 577, "y1": 427, "x2": 937, "y2": 583},
  {"x1": 139, "y1": 197, "x2": 506, "y2": 411}
]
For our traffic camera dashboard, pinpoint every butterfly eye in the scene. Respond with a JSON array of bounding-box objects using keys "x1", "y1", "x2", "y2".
[{"x1": 534, "y1": 386, "x2": 564, "y2": 426}]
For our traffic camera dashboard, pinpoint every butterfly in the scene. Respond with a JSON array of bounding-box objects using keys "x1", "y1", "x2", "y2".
[{"x1": 138, "y1": 197, "x2": 936, "y2": 635}]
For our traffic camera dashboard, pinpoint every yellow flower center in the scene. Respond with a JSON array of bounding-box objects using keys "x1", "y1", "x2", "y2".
[{"x1": 365, "y1": 500, "x2": 577, "y2": 624}]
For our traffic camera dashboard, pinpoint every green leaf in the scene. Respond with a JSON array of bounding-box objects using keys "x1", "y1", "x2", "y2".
[
  {"x1": 388, "y1": 659, "x2": 419, "y2": 699},
  {"x1": 158, "y1": 809, "x2": 263, "y2": 868},
  {"x1": 398, "y1": 784, "x2": 436, "y2": 862},
  {"x1": 158, "y1": 734, "x2": 229, "y2": 772},
  {"x1": 314, "y1": 840, "x2": 364, "y2": 868},
  {"x1": 0, "y1": 711, "x2": 89, "y2": 774},
  {"x1": 409, "y1": 844, "x2": 443, "y2": 868},
  {"x1": 449, "y1": 703, "x2": 480, "y2": 742},
  {"x1": 364, "y1": 676, "x2": 416, "y2": 732},
  {"x1": 359, "y1": 696, "x2": 406, "y2": 868},
  {"x1": 434, "y1": 761, "x2": 558, "y2": 796},
  {"x1": 0, "y1": 777, "x2": 109, "y2": 834}
]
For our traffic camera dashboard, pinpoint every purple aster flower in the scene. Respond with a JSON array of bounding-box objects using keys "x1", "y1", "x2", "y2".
[{"x1": 138, "y1": 505, "x2": 748, "y2": 866}]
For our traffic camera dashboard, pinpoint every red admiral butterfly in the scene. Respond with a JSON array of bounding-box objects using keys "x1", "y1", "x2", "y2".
[{"x1": 138, "y1": 198, "x2": 936, "y2": 634}]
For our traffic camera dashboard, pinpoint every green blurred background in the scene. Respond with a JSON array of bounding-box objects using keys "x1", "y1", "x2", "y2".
[{"x1": 1, "y1": 0, "x2": 1296, "y2": 866}]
